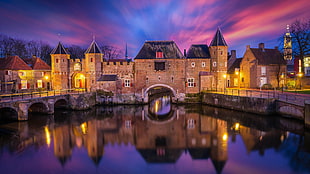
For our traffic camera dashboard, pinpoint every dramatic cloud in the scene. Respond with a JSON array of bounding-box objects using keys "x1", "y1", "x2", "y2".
[{"x1": 0, "y1": 0, "x2": 309, "y2": 57}]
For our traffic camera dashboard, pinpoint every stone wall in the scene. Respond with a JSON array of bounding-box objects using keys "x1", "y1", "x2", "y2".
[{"x1": 202, "y1": 93, "x2": 276, "y2": 115}]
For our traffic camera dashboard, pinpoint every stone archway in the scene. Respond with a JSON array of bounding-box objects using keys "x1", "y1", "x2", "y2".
[
  {"x1": 28, "y1": 102, "x2": 49, "y2": 114},
  {"x1": 72, "y1": 73, "x2": 85, "y2": 89},
  {"x1": 143, "y1": 84, "x2": 177, "y2": 103},
  {"x1": 0, "y1": 107, "x2": 18, "y2": 121}
]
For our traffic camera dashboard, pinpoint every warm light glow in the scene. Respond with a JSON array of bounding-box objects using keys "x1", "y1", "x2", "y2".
[
  {"x1": 235, "y1": 71, "x2": 239, "y2": 75},
  {"x1": 44, "y1": 126, "x2": 51, "y2": 147},
  {"x1": 222, "y1": 133, "x2": 228, "y2": 141},
  {"x1": 80, "y1": 122, "x2": 88, "y2": 134},
  {"x1": 297, "y1": 73, "x2": 303, "y2": 77},
  {"x1": 155, "y1": 100, "x2": 159, "y2": 113},
  {"x1": 223, "y1": 74, "x2": 227, "y2": 79},
  {"x1": 234, "y1": 123, "x2": 240, "y2": 131},
  {"x1": 44, "y1": 75, "x2": 49, "y2": 80}
]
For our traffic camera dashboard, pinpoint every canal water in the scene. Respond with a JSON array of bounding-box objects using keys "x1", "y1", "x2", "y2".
[{"x1": 0, "y1": 97, "x2": 309, "y2": 174}]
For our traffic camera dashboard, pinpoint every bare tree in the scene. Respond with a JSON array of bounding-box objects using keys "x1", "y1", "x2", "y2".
[
  {"x1": 67, "y1": 45, "x2": 85, "y2": 59},
  {"x1": 100, "y1": 45, "x2": 123, "y2": 60},
  {"x1": 290, "y1": 19, "x2": 310, "y2": 72}
]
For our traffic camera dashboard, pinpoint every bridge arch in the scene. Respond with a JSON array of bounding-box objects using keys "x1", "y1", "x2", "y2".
[
  {"x1": 28, "y1": 102, "x2": 49, "y2": 114},
  {"x1": 55, "y1": 99, "x2": 69, "y2": 109},
  {"x1": 143, "y1": 84, "x2": 177, "y2": 103},
  {"x1": 0, "y1": 107, "x2": 18, "y2": 121}
]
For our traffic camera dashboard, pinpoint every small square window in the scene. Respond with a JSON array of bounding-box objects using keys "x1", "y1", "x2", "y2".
[
  {"x1": 187, "y1": 78, "x2": 194, "y2": 87},
  {"x1": 124, "y1": 79, "x2": 130, "y2": 87}
]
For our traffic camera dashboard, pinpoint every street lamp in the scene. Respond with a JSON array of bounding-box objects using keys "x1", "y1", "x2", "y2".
[{"x1": 297, "y1": 72, "x2": 303, "y2": 89}]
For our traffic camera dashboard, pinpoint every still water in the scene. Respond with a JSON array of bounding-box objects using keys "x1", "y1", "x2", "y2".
[{"x1": 0, "y1": 97, "x2": 309, "y2": 174}]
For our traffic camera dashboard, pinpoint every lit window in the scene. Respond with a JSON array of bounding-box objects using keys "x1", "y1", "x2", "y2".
[
  {"x1": 74, "y1": 63, "x2": 82, "y2": 71},
  {"x1": 202, "y1": 62, "x2": 206, "y2": 67},
  {"x1": 156, "y1": 51, "x2": 163, "y2": 58},
  {"x1": 19, "y1": 71, "x2": 25, "y2": 76},
  {"x1": 261, "y1": 66, "x2": 266, "y2": 75},
  {"x1": 5, "y1": 70, "x2": 11, "y2": 75},
  {"x1": 191, "y1": 62, "x2": 195, "y2": 67},
  {"x1": 213, "y1": 62, "x2": 217, "y2": 67},
  {"x1": 187, "y1": 78, "x2": 194, "y2": 87},
  {"x1": 21, "y1": 80, "x2": 27, "y2": 89},
  {"x1": 37, "y1": 80, "x2": 43, "y2": 88},
  {"x1": 124, "y1": 79, "x2": 130, "y2": 87}
]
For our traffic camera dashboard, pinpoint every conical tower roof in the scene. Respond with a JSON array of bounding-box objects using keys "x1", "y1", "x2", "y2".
[
  {"x1": 51, "y1": 42, "x2": 69, "y2": 54},
  {"x1": 210, "y1": 28, "x2": 227, "y2": 46},
  {"x1": 85, "y1": 40, "x2": 102, "y2": 54}
]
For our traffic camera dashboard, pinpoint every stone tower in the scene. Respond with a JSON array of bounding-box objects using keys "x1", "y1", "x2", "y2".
[
  {"x1": 50, "y1": 42, "x2": 70, "y2": 90},
  {"x1": 84, "y1": 40, "x2": 103, "y2": 91},
  {"x1": 284, "y1": 25, "x2": 292, "y2": 61},
  {"x1": 209, "y1": 28, "x2": 228, "y2": 90}
]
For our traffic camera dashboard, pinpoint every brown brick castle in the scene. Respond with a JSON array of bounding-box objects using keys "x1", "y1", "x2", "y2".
[{"x1": 50, "y1": 28, "x2": 228, "y2": 103}]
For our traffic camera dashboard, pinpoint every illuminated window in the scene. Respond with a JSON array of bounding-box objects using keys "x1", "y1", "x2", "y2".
[
  {"x1": 213, "y1": 62, "x2": 217, "y2": 67},
  {"x1": 19, "y1": 71, "x2": 25, "y2": 76},
  {"x1": 191, "y1": 62, "x2": 195, "y2": 67},
  {"x1": 124, "y1": 79, "x2": 130, "y2": 87},
  {"x1": 187, "y1": 78, "x2": 194, "y2": 87},
  {"x1": 202, "y1": 62, "x2": 206, "y2": 67},
  {"x1": 74, "y1": 63, "x2": 82, "y2": 71},
  {"x1": 37, "y1": 80, "x2": 43, "y2": 88},
  {"x1": 156, "y1": 51, "x2": 163, "y2": 58},
  {"x1": 21, "y1": 80, "x2": 27, "y2": 89},
  {"x1": 261, "y1": 66, "x2": 266, "y2": 75},
  {"x1": 5, "y1": 70, "x2": 11, "y2": 75}
]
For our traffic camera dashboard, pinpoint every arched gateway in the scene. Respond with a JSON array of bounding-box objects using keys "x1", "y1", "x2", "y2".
[{"x1": 143, "y1": 84, "x2": 177, "y2": 103}]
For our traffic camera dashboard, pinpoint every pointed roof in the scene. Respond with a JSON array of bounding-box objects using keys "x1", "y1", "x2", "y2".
[
  {"x1": 50, "y1": 42, "x2": 69, "y2": 54},
  {"x1": 135, "y1": 41, "x2": 184, "y2": 59},
  {"x1": 85, "y1": 40, "x2": 102, "y2": 54},
  {"x1": 210, "y1": 28, "x2": 227, "y2": 46},
  {"x1": 186, "y1": 44, "x2": 211, "y2": 58},
  {"x1": 0, "y1": 56, "x2": 32, "y2": 70},
  {"x1": 23, "y1": 57, "x2": 51, "y2": 70}
]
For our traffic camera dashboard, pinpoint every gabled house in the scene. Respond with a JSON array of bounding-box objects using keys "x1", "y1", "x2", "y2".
[
  {"x1": 227, "y1": 50, "x2": 242, "y2": 88},
  {"x1": 0, "y1": 55, "x2": 51, "y2": 93},
  {"x1": 239, "y1": 43, "x2": 286, "y2": 88}
]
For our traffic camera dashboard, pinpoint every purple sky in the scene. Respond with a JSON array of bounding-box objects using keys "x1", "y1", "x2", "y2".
[{"x1": 0, "y1": 0, "x2": 309, "y2": 58}]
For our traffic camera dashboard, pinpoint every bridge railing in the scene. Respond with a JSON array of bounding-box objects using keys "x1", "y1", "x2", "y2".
[
  {"x1": 203, "y1": 88, "x2": 308, "y2": 106},
  {"x1": 0, "y1": 89, "x2": 87, "y2": 102}
]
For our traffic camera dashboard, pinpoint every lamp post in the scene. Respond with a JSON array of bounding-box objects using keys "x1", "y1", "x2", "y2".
[{"x1": 297, "y1": 72, "x2": 303, "y2": 89}]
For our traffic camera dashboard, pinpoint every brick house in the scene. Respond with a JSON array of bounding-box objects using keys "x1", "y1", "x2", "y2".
[
  {"x1": 0, "y1": 55, "x2": 51, "y2": 93},
  {"x1": 239, "y1": 43, "x2": 286, "y2": 88}
]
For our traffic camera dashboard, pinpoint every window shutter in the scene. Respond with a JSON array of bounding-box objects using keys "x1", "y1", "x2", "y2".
[
  {"x1": 27, "y1": 83, "x2": 30, "y2": 89},
  {"x1": 186, "y1": 82, "x2": 188, "y2": 87},
  {"x1": 43, "y1": 83, "x2": 45, "y2": 88},
  {"x1": 36, "y1": 83, "x2": 38, "y2": 88},
  {"x1": 194, "y1": 83, "x2": 196, "y2": 87},
  {"x1": 130, "y1": 83, "x2": 133, "y2": 87},
  {"x1": 122, "y1": 83, "x2": 125, "y2": 87},
  {"x1": 19, "y1": 83, "x2": 21, "y2": 89}
]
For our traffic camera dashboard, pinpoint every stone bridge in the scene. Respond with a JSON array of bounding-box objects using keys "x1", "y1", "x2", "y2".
[{"x1": 0, "y1": 92, "x2": 96, "y2": 121}]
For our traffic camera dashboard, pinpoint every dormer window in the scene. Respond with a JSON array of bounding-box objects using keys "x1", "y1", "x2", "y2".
[{"x1": 156, "y1": 51, "x2": 163, "y2": 58}]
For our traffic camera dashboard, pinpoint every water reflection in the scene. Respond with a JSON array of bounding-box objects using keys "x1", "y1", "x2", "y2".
[
  {"x1": 149, "y1": 95, "x2": 172, "y2": 120},
  {"x1": 0, "y1": 105, "x2": 309, "y2": 174}
]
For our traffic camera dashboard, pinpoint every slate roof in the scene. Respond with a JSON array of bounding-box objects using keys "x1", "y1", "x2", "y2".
[
  {"x1": 210, "y1": 28, "x2": 227, "y2": 46},
  {"x1": 227, "y1": 58, "x2": 242, "y2": 74},
  {"x1": 98, "y1": 74, "x2": 118, "y2": 81},
  {"x1": 23, "y1": 57, "x2": 50, "y2": 70},
  {"x1": 135, "y1": 41, "x2": 184, "y2": 59},
  {"x1": 250, "y1": 48, "x2": 286, "y2": 65},
  {"x1": 0, "y1": 56, "x2": 32, "y2": 70},
  {"x1": 50, "y1": 42, "x2": 69, "y2": 54},
  {"x1": 85, "y1": 40, "x2": 102, "y2": 54},
  {"x1": 186, "y1": 44, "x2": 211, "y2": 58}
]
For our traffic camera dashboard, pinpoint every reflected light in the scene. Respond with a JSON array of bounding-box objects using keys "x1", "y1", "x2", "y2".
[
  {"x1": 222, "y1": 133, "x2": 228, "y2": 141},
  {"x1": 155, "y1": 100, "x2": 159, "y2": 113},
  {"x1": 44, "y1": 126, "x2": 51, "y2": 147},
  {"x1": 234, "y1": 123, "x2": 240, "y2": 131},
  {"x1": 80, "y1": 122, "x2": 88, "y2": 134}
]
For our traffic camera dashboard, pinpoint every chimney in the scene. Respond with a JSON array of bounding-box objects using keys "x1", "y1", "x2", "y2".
[
  {"x1": 246, "y1": 45, "x2": 250, "y2": 50},
  {"x1": 274, "y1": 46, "x2": 279, "y2": 50},
  {"x1": 259, "y1": 43, "x2": 265, "y2": 51},
  {"x1": 184, "y1": 49, "x2": 187, "y2": 57},
  {"x1": 231, "y1": 50, "x2": 236, "y2": 59}
]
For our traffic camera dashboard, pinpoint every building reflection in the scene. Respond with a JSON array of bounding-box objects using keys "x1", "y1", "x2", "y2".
[{"x1": 0, "y1": 105, "x2": 309, "y2": 173}]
